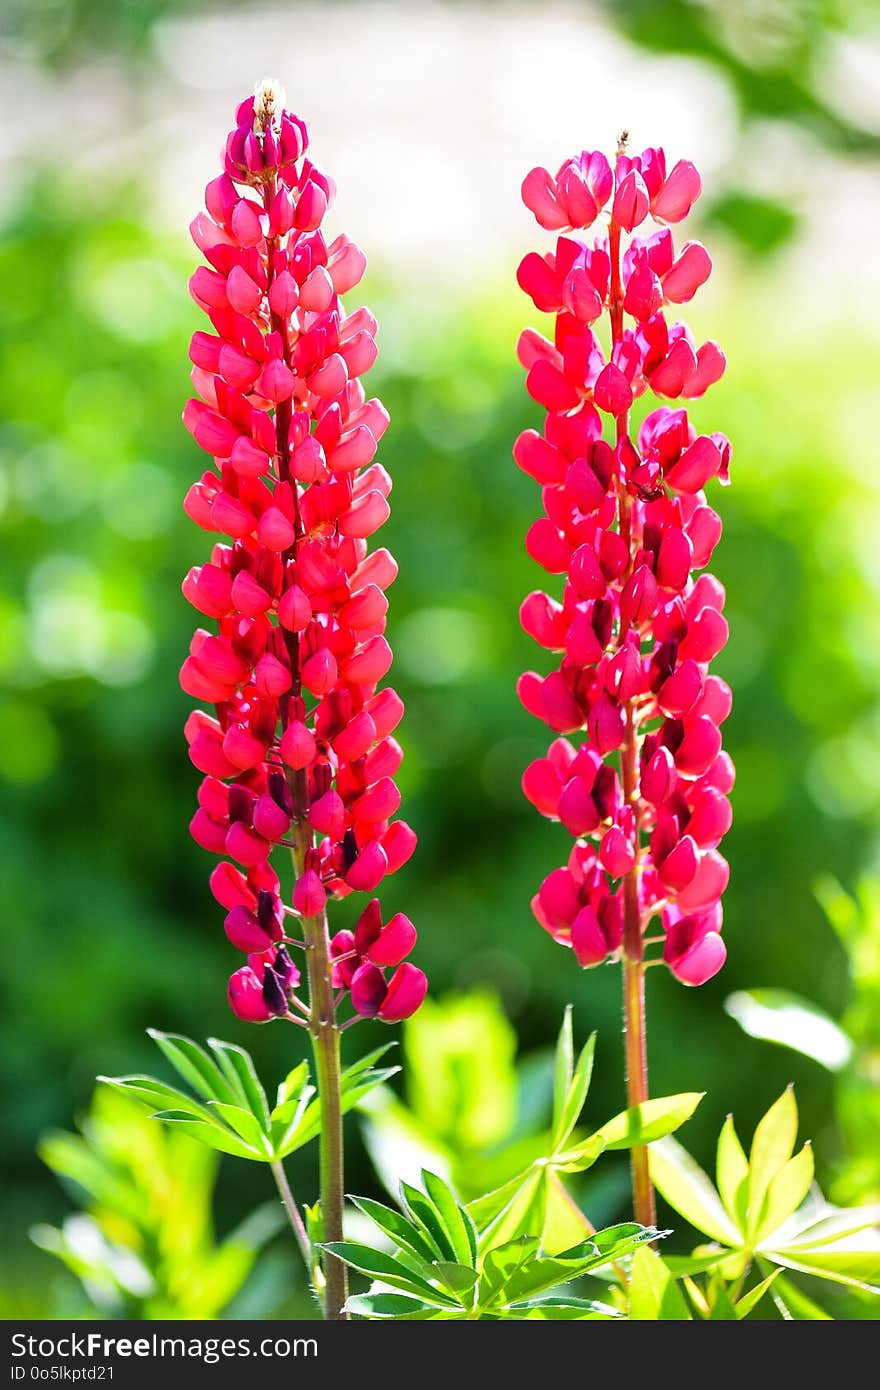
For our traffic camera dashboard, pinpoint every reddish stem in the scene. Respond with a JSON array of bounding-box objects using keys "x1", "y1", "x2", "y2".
[{"x1": 609, "y1": 207, "x2": 656, "y2": 1231}]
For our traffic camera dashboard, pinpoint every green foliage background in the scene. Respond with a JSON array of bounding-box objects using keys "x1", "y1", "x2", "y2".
[{"x1": 1, "y1": 0, "x2": 878, "y2": 1315}]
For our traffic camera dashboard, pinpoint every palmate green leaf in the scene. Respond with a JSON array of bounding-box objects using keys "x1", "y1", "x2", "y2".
[
  {"x1": 320, "y1": 1241, "x2": 457, "y2": 1306},
  {"x1": 598, "y1": 1092, "x2": 703, "y2": 1151},
  {"x1": 149, "y1": 1114, "x2": 261, "y2": 1160},
  {"x1": 542, "y1": 1171, "x2": 594, "y2": 1255},
  {"x1": 475, "y1": 1169, "x2": 545, "y2": 1254},
  {"x1": 147, "y1": 1031, "x2": 238, "y2": 1106},
  {"x1": 431, "y1": 1262, "x2": 478, "y2": 1299},
  {"x1": 422, "y1": 1171, "x2": 478, "y2": 1267},
  {"x1": 733, "y1": 1270, "x2": 780, "y2": 1319},
  {"x1": 767, "y1": 1248, "x2": 880, "y2": 1293},
  {"x1": 650, "y1": 1137, "x2": 740, "y2": 1245},
  {"x1": 748, "y1": 1086, "x2": 798, "y2": 1222},
  {"x1": 494, "y1": 1227, "x2": 656, "y2": 1306},
  {"x1": 716, "y1": 1115, "x2": 749, "y2": 1232},
  {"x1": 206, "y1": 1038, "x2": 270, "y2": 1128},
  {"x1": 552, "y1": 1006, "x2": 575, "y2": 1137},
  {"x1": 753, "y1": 1143, "x2": 814, "y2": 1244},
  {"x1": 350, "y1": 1196, "x2": 439, "y2": 1265},
  {"x1": 479, "y1": 1236, "x2": 540, "y2": 1307},
  {"x1": 780, "y1": 1204, "x2": 880, "y2": 1249},
  {"x1": 551, "y1": 1031, "x2": 595, "y2": 1150},
  {"x1": 291, "y1": 1057, "x2": 399, "y2": 1153},
  {"x1": 268, "y1": 1078, "x2": 316, "y2": 1158},
  {"x1": 275, "y1": 1060, "x2": 311, "y2": 1111},
  {"x1": 399, "y1": 1179, "x2": 458, "y2": 1261},
  {"x1": 505, "y1": 1297, "x2": 618, "y2": 1320},
  {"x1": 206, "y1": 1102, "x2": 272, "y2": 1156},
  {"x1": 724, "y1": 989, "x2": 852, "y2": 1072},
  {"x1": 552, "y1": 1134, "x2": 605, "y2": 1173},
  {"x1": 707, "y1": 1278, "x2": 737, "y2": 1320},
  {"x1": 628, "y1": 1245, "x2": 692, "y2": 1320},
  {"x1": 344, "y1": 1292, "x2": 443, "y2": 1319},
  {"x1": 98, "y1": 1075, "x2": 216, "y2": 1126},
  {"x1": 771, "y1": 1274, "x2": 832, "y2": 1320}
]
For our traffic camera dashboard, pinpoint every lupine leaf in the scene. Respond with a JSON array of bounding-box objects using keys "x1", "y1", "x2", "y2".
[
  {"x1": 477, "y1": 1169, "x2": 545, "y2": 1253},
  {"x1": 708, "y1": 1278, "x2": 737, "y2": 1319},
  {"x1": 542, "y1": 1170, "x2": 593, "y2": 1254},
  {"x1": 650, "y1": 1137, "x2": 740, "y2": 1245},
  {"x1": 349, "y1": 1196, "x2": 440, "y2": 1265},
  {"x1": 399, "y1": 1180, "x2": 457, "y2": 1261},
  {"x1": 430, "y1": 1262, "x2": 478, "y2": 1300},
  {"x1": 716, "y1": 1115, "x2": 749, "y2": 1232},
  {"x1": 552, "y1": 1006, "x2": 575, "y2": 1137},
  {"x1": 552, "y1": 1134, "x2": 605, "y2": 1173},
  {"x1": 149, "y1": 1114, "x2": 261, "y2": 1159},
  {"x1": 422, "y1": 1171, "x2": 478, "y2": 1267},
  {"x1": 207, "y1": 1037, "x2": 271, "y2": 1128},
  {"x1": 768, "y1": 1250, "x2": 880, "y2": 1292},
  {"x1": 506, "y1": 1297, "x2": 618, "y2": 1320},
  {"x1": 733, "y1": 1270, "x2": 780, "y2": 1319},
  {"x1": 497, "y1": 1228, "x2": 655, "y2": 1304},
  {"x1": 771, "y1": 1274, "x2": 832, "y2": 1320},
  {"x1": 479, "y1": 1237, "x2": 540, "y2": 1307},
  {"x1": 344, "y1": 1292, "x2": 441, "y2": 1319},
  {"x1": 724, "y1": 989, "x2": 852, "y2": 1072},
  {"x1": 269, "y1": 1081, "x2": 316, "y2": 1157},
  {"x1": 747, "y1": 1087, "x2": 798, "y2": 1226},
  {"x1": 274, "y1": 1060, "x2": 311, "y2": 1111},
  {"x1": 628, "y1": 1246, "x2": 692, "y2": 1321},
  {"x1": 754, "y1": 1143, "x2": 814, "y2": 1244},
  {"x1": 98, "y1": 1075, "x2": 216, "y2": 1126},
  {"x1": 147, "y1": 1031, "x2": 237, "y2": 1105},
  {"x1": 780, "y1": 1205, "x2": 880, "y2": 1249},
  {"x1": 597, "y1": 1093, "x2": 703, "y2": 1151},
  {"x1": 320, "y1": 1241, "x2": 456, "y2": 1305},
  {"x1": 206, "y1": 1102, "x2": 272, "y2": 1155},
  {"x1": 551, "y1": 1032, "x2": 595, "y2": 1150},
  {"x1": 467, "y1": 1169, "x2": 533, "y2": 1233}
]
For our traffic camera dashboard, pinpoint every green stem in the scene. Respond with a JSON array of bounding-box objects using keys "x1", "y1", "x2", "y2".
[
  {"x1": 290, "y1": 827, "x2": 348, "y2": 1321},
  {"x1": 270, "y1": 1158, "x2": 314, "y2": 1284}
]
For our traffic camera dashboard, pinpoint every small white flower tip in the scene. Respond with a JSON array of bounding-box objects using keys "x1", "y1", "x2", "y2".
[{"x1": 254, "y1": 77, "x2": 286, "y2": 130}]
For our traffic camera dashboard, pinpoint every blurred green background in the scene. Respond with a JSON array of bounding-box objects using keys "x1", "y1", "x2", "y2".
[{"x1": 2, "y1": 0, "x2": 880, "y2": 1317}]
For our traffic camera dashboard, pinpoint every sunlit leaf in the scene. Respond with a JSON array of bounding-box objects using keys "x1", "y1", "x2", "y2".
[
  {"x1": 748, "y1": 1087, "x2": 798, "y2": 1229},
  {"x1": 650, "y1": 1137, "x2": 740, "y2": 1245},
  {"x1": 320, "y1": 1241, "x2": 457, "y2": 1305},
  {"x1": 716, "y1": 1115, "x2": 749, "y2": 1232},
  {"x1": 733, "y1": 1269, "x2": 780, "y2": 1319},
  {"x1": 552, "y1": 1006, "x2": 575, "y2": 1138},
  {"x1": 628, "y1": 1246, "x2": 691, "y2": 1321},
  {"x1": 349, "y1": 1196, "x2": 439, "y2": 1266},
  {"x1": 551, "y1": 1032, "x2": 595, "y2": 1150},
  {"x1": 771, "y1": 1274, "x2": 832, "y2": 1320},
  {"x1": 207, "y1": 1037, "x2": 270, "y2": 1128},
  {"x1": 344, "y1": 1292, "x2": 440, "y2": 1319},
  {"x1": 724, "y1": 990, "x2": 851, "y2": 1072},
  {"x1": 422, "y1": 1171, "x2": 478, "y2": 1267},
  {"x1": 754, "y1": 1143, "x2": 814, "y2": 1244},
  {"x1": 598, "y1": 1093, "x2": 703, "y2": 1151},
  {"x1": 146, "y1": 1031, "x2": 236, "y2": 1106}
]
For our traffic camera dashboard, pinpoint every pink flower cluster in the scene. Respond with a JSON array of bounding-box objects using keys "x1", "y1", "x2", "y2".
[
  {"x1": 516, "y1": 143, "x2": 733, "y2": 987},
  {"x1": 180, "y1": 85, "x2": 425, "y2": 1024}
]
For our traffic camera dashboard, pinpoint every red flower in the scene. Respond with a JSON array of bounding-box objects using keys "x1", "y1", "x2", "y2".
[
  {"x1": 516, "y1": 139, "x2": 733, "y2": 985},
  {"x1": 182, "y1": 84, "x2": 424, "y2": 1022}
]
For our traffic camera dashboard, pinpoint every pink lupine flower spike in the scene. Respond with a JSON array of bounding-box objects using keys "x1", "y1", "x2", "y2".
[
  {"x1": 181, "y1": 80, "x2": 425, "y2": 1318},
  {"x1": 517, "y1": 136, "x2": 733, "y2": 1228}
]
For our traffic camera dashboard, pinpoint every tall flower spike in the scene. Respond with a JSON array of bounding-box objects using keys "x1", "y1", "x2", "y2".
[
  {"x1": 516, "y1": 139, "x2": 733, "y2": 1226},
  {"x1": 181, "y1": 81, "x2": 426, "y2": 1319}
]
